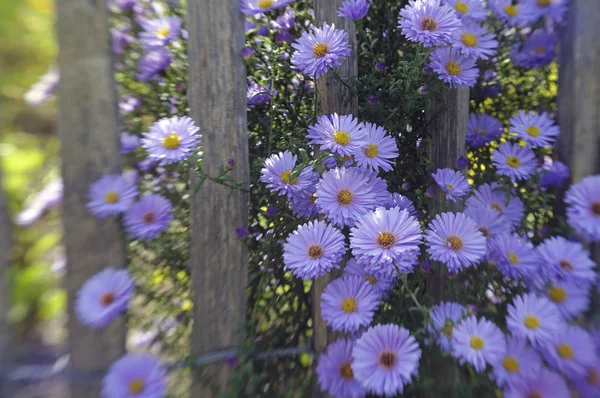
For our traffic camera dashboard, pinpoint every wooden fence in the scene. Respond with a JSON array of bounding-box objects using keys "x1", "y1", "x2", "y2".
[{"x1": 0, "y1": 0, "x2": 598, "y2": 397}]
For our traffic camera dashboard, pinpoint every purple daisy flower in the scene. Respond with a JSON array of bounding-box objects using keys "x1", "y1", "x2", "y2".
[
  {"x1": 352, "y1": 324, "x2": 422, "y2": 396},
  {"x1": 247, "y1": 81, "x2": 277, "y2": 107},
  {"x1": 442, "y1": 0, "x2": 487, "y2": 21},
  {"x1": 240, "y1": 0, "x2": 294, "y2": 16},
  {"x1": 506, "y1": 293, "x2": 564, "y2": 348},
  {"x1": 488, "y1": 233, "x2": 539, "y2": 281},
  {"x1": 111, "y1": 25, "x2": 135, "y2": 55},
  {"x1": 429, "y1": 301, "x2": 469, "y2": 352},
  {"x1": 452, "y1": 315, "x2": 506, "y2": 373},
  {"x1": 466, "y1": 113, "x2": 504, "y2": 148},
  {"x1": 316, "y1": 339, "x2": 366, "y2": 398},
  {"x1": 290, "y1": 187, "x2": 320, "y2": 218},
  {"x1": 504, "y1": 367, "x2": 569, "y2": 398},
  {"x1": 429, "y1": 47, "x2": 479, "y2": 88},
  {"x1": 350, "y1": 206, "x2": 423, "y2": 272},
  {"x1": 536, "y1": 236, "x2": 596, "y2": 284},
  {"x1": 343, "y1": 258, "x2": 395, "y2": 299},
  {"x1": 491, "y1": 142, "x2": 537, "y2": 182},
  {"x1": 574, "y1": 359, "x2": 600, "y2": 398},
  {"x1": 283, "y1": 220, "x2": 346, "y2": 280},
  {"x1": 24, "y1": 67, "x2": 59, "y2": 107},
  {"x1": 15, "y1": 179, "x2": 63, "y2": 227},
  {"x1": 466, "y1": 182, "x2": 524, "y2": 227},
  {"x1": 509, "y1": 110, "x2": 560, "y2": 148},
  {"x1": 75, "y1": 267, "x2": 134, "y2": 329},
  {"x1": 119, "y1": 94, "x2": 141, "y2": 116},
  {"x1": 307, "y1": 114, "x2": 366, "y2": 157},
  {"x1": 491, "y1": 336, "x2": 543, "y2": 389},
  {"x1": 102, "y1": 354, "x2": 167, "y2": 398},
  {"x1": 464, "y1": 205, "x2": 511, "y2": 246},
  {"x1": 399, "y1": 0, "x2": 462, "y2": 47},
  {"x1": 539, "y1": 278, "x2": 591, "y2": 320},
  {"x1": 542, "y1": 325, "x2": 598, "y2": 380},
  {"x1": 338, "y1": 0, "x2": 370, "y2": 21},
  {"x1": 525, "y1": 0, "x2": 567, "y2": 22},
  {"x1": 453, "y1": 22, "x2": 499, "y2": 60},
  {"x1": 565, "y1": 175, "x2": 600, "y2": 241},
  {"x1": 136, "y1": 47, "x2": 172, "y2": 82},
  {"x1": 87, "y1": 174, "x2": 138, "y2": 218},
  {"x1": 123, "y1": 194, "x2": 173, "y2": 241},
  {"x1": 139, "y1": 17, "x2": 181, "y2": 49},
  {"x1": 510, "y1": 30, "x2": 557, "y2": 69},
  {"x1": 260, "y1": 151, "x2": 317, "y2": 198},
  {"x1": 321, "y1": 276, "x2": 380, "y2": 333},
  {"x1": 291, "y1": 22, "x2": 351, "y2": 79},
  {"x1": 315, "y1": 167, "x2": 386, "y2": 227},
  {"x1": 121, "y1": 132, "x2": 141, "y2": 154},
  {"x1": 490, "y1": 0, "x2": 538, "y2": 26},
  {"x1": 432, "y1": 168, "x2": 471, "y2": 202},
  {"x1": 354, "y1": 123, "x2": 399, "y2": 172},
  {"x1": 425, "y1": 212, "x2": 487, "y2": 273},
  {"x1": 384, "y1": 193, "x2": 417, "y2": 216},
  {"x1": 141, "y1": 116, "x2": 201, "y2": 165},
  {"x1": 540, "y1": 158, "x2": 569, "y2": 188}
]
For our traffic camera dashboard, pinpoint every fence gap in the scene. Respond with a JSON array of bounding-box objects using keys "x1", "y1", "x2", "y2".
[
  {"x1": 56, "y1": 1, "x2": 126, "y2": 396},
  {"x1": 186, "y1": 0, "x2": 249, "y2": 396}
]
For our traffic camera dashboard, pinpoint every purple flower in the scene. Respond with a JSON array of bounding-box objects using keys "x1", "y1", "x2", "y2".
[
  {"x1": 466, "y1": 182, "x2": 524, "y2": 227},
  {"x1": 539, "y1": 278, "x2": 591, "y2": 321},
  {"x1": 490, "y1": 0, "x2": 538, "y2": 26},
  {"x1": 509, "y1": 110, "x2": 560, "y2": 147},
  {"x1": 272, "y1": 9, "x2": 295, "y2": 32},
  {"x1": 87, "y1": 174, "x2": 138, "y2": 218},
  {"x1": 124, "y1": 194, "x2": 173, "y2": 241},
  {"x1": 383, "y1": 193, "x2": 417, "y2": 216},
  {"x1": 283, "y1": 220, "x2": 346, "y2": 280},
  {"x1": 136, "y1": 48, "x2": 172, "y2": 82},
  {"x1": 432, "y1": 168, "x2": 470, "y2": 202},
  {"x1": 464, "y1": 205, "x2": 509, "y2": 248},
  {"x1": 542, "y1": 325, "x2": 598, "y2": 380},
  {"x1": 338, "y1": 0, "x2": 370, "y2": 21},
  {"x1": 317, "y1": 339, "x2": 366, "y2": 398},
  {"x1": 352, "y1": 324, "x2": 421, "y2": 396},
  {"x1": 75, "y1": 267, "x2": 134, "y2": 328},
  {"x1": 247, "y1": 81, "x2": 277, "y2": 106},
  {"x1": 452, "y1": 315, "x2": 506, "y2": 373},
  {"x1": 536, "y1": 236, "x2": 596, "y2": 284},
  {"x1": 506, "y1": 293, "x2": 564, "y2": 348},
  {"x1": 488, "y1": 234, "x2": 539, "y2": 281},
  {"x1": 343, "y1": 258, "x2": 395, "y2": 299},
  {"x1": 425, "y1": 212, "x2": 487, "y2": 273},
  {"x1": 443, "y1": 0, "x2": 487, "y2": 21},
  {"x1": 121, "y1": 132, "x2": 141, "y2": 154},
  {"x1": 15, "y1": 179, "x2": 63, "y2": 227},
  {"x1": 565, "y1": 175, "x2": 600, "y2": 242},
  {"x1": 375, "y1": 61, "x2": 388, "y2": 72},
  {"x1": 102, "y1": 354, "x2": 167, "y2": 398},
  {"x1": 119, "y1": 95, "x2": 141, "y2": 116},
  {"x1": 142, "y1": 116, "x2": 201, "y2": 165},
  {"x1": 353, "y1": 123, "x2": 399, "y2": 172},
  {"x1": 368, "y1": 94, "x2": 378, "y2": 104},
  {"x1": 540, "y1": 159, "x2": 569, "y2": 188},
  {"x1": 290, "y1": 186, "x2": 320, "y2": 218},
  {"x1": 504, "y1": 368, "x2": 569, "y2": 398},
  {"x1": 430, "y1": 47, "x2": 479, "y2": 88},
  {"x1": 235, "y1": 226, "x2": 248, "y2": 239},
  {"x1": 24, "y1": 67, "x2": 59, "y2": 106},
  {"x1": 291, "y1": 22, "x2": 351, "y2": 79},
  {"x1": 466, "y1": 113, "x2": 504, "y2": 148},
  {"x1": 108, "y1": 0, "x2": 135, "y2": 12},
  {"x1": 453, "y1": 21, "x2": 499, "y2": 60},
  {"x1": 574, "y1": 359, "x2": 600, "y2": 398},
  {"x1": 526, "y1": 0, "x2": 567, "y2": 22},
  {"x1": 321, "y1": 276, "x2": 380, "y2": 333},
  {"x1": 399, "y1": 0, "x2": 462, "y2": 47},
  {"x1": 240, "y1": 0, "x2": 295, "y2": 16},
  {"x1": 492, "y1": 336, "x2": 543, "y2": 389},
  {"x1": 260, "y1": 151, "x2": 317, "y2": 198},
  {"x1": 111, "y1": 25, "x2": 135, "y2": 55},
  {"x1": 510, "y1": 30, "x2": 557, "y2": 69},
  {"x1": 492, "y1": 142, "x2": 537, "y2": 182},
  {"x1": 307, "y1": 114, "x2": 366, "y2": 157},
  {"x1": 456, "y1": 156, "x2": 469, "y2": 170},
  {"x1": 242, "y1": 47, "x2": 254, "y2": 58},
  {"x1": 429, "y1": 301, "x2": 469, "y2": 352},
  {"x1": 266, "y1": 205, "x2": 277, "y2": 217}
]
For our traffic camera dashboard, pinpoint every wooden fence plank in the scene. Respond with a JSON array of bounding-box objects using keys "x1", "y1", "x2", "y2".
[
  {"x1": 186, "y1": 0, "x2": 249, "y2": 395},
  {"x1": 55, "y1": 1, "x2": 126, "y2": 396}
]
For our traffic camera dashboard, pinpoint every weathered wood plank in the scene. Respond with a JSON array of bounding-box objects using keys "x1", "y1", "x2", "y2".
[
  {"x1": 186, "y1": 0, "x2": 249, "y2": 395},
  {"x1": 55, "y1": 1, "x2": 126, "y2": 396},
  {"x1": 0, "y1": 171, "x2": 13, "y2": 364}
]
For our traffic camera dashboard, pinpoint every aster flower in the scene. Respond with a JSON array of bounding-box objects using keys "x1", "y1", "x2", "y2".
[
  {"x1": 511, "y1": 30, "x2": 557, "y2": 69},
  {"x1": 509, "y1": 110, "x2": 560, "y2": 147},
  {"x1": 121, "y1": 132, "x2": 141, "y2": 154},
  {"x1": 352, "y1": 324, "x2": 422, "y2": 396},
  {"x1": 111, "y1": 24, "x2": 135, "y2": 55},
  {"x1": 353, "y1": 123, "x2": 399, "y2": 172},
  {"x1": 429, "y1": 301, "x2": 469, "y2": 352},
  {"x1": 102, "y1": 354, "x2": 166, "y2": 398},
  {"x1": 504, "y1": 368, "x2": 569, "y2": 398},
  {"x1": 240, "y1": 0, "x2": 294, "y2": 16},
  {"x1": 136, "y1": 47, "x2": 172, "y2": 82},
  {"x1": 283, "y1": 220, "x2": 346, "y2": 280},
  {"x1": 290, "y1": 186, "x2": 320, "y2": 218},
  {"x1": 488, "y1": 234, "x2": 539, "y2": 281},
  {"x1": 316, "y1": 339, "x2": 366, "y2": 398},
  {"x1": 526, "y1": 0, "x2": 567, "y2": 22},
  {"x1": 491, "y1": 142, "x2": 537, "y2": 182},
  {"x1": 139, "y1": 17, "x2": 181, "y2": 49},
  {"x1": 291, "y1": 22, "x2": 351, "y2": 79},
  {"x1": 15, "y1": 179, "x2": 63, "y2": 227},
  {"x1": 87, "y1": 174, "x2": 138, "y2": 218},
  {"x1": 491, "y1": 336, "x2": 543, "y2": 388},
  {"x1": 565, "y1": 175, "x2": 600, "y2": 241},
  {"x1": 452, "y1": 316, "x2": 506, "y2": 372},
  {"x1": 350, "y1": 207, "x2": 423, "y2": 272},
  {"x1": 432, "y1": 168, "x2": 470, "y2": 202},
  {"x1": 536, "y1": 236, "x2": 596, "y2": 284},
  {"x1": 119, "y1": 94, "x2": 141, "y2": 116},
  {"x1": 141, "y1": 116, "x2": 201, "y2": 165},
  {"x1": 466, "y1": 182, "x2": 525, "y2": 227},
  {"x1": 321, "y1": 276, "x2": 380, "y2": 333},
  {"x1": 247, "y1": 81, "x2": 277, "y2": 107},
  {"x1": 315, "y1": 167, "x2": 386, "y2": 227},
  {"x1": 540, "y1": 158, "x2": 569, "y2": 188},
  {"x1": 429, "y1": 47, "x2": 479, "y2": 88},
  {"x1": 464, "y1": 205, "x2": 511, "y2": 246},
  {"x1": 466, "y1": 113, "x2": 504, "y2": 148},
  {"x1": 343, "y1": 258, "x2": 395, "y2": 299},
  {"x1": 260, "y1": 151, "x2": 317, "y2": 198},
  {"x1": 574, "y1": 359, "x2": 600, "y2": 398},
  {"x1": 506, "y1": 293, "x2": 564, "y2": 348},
  {"x1": 399, "y1": 0, "x2": 462, "y2": 47},
  {"x1": 539, "y1": 278, "x2": 591, "y2": 320},
  {"x1": 425, "y1": 212, "x2": 487, "y2": 273},
  {"x1": 338, "y1": 0, "x2": 370, "y2": 21},
  {"x1": 453, "y1": 22, "x2": 498, "y2": 60},
  {"x1": 442, "y1": 0, "x2": 487, "y2": 21},
  {"x1": 123, "y1": 194, "x2": 173, "y2": 241},
  {"x1": 24, "y1": 67, "x2": 59, "y2": 106},
  {"x1": 75, "y1": 267, "x2": 134, "y2": 329},
  {"x1": 542, "y1": 325, "x2": 598, "y2": 380},
  {"x1": 490, "y1": 0, "x2": 538, "y2": 26},
  {"x1": 384, "y1": 193, "x2": 417, "y2": 216},
  {"x1": 307, "y1": 114, "x2": 366, "y2": 157}
]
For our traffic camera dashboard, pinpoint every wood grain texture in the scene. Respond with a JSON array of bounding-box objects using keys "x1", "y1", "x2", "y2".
[
  {"x1": 0, "y1": 171, "x2": 13, "y2": 361},
  {"x1": 186, "y1": 0, "x2": 249, "y2": 395},
  {"x1": 55, "y1": 1, "x2": 126, "y2": 397}
]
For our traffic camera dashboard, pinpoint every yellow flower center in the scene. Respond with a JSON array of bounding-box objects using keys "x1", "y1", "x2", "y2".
[
  {"x1": 162, "y1": 134, "x2": 181, "y2": 150},
  {"x1": 526, "y1": 126, "x2": 541, "y2": 137},
  {"x1": 258, "y1": 0, "x2": 274, "y2": 8},
  {"x1": 455, "y1": 2, "x2": 469, "y2": 14},
  {"x1": 587, "y1": 369, "x2": 599, "y2": 385},
  {"x1": 104, "y1": 191, "x2": 120, "y2": 204},
  {"x1": 503, "y1": 356, "x2": 520, "y2": 373},
  {"x1": 339, "y1": 362, "x2": 354, "y2": 379},
  {"x1": 470, "y1": 336, "x2": 485, "y2": 350},
  {"x1": 312, "y1": 43, "x2": 329, "y2": 58},
  {"x1": 537, "y1": 0, "x2": 551, "y2": 7},
  {"x1": 155, "y1": 27, "x2": 171, "y2": 38},
  {"x1": 461, "y1": 33, "x2": 479, "y2": 47},
  {"x1": 535, "y1": 46, "x2": 545, "y2": 54},
  {"x1": 378, "y1": 351, "x2": 397, "y2": 369},
  {"x1": 442, "y1": 320, "x2": 454, "y2": 338},
  {"x1": 548, "y1": 286, "x2": 566, "y2": 303},
  {"x1": 101, "y1": 292, "x2": 115, "y2": 306},
  {"x1": 507, "y1": 156, "x2": 521, "y2": 168},
  {"x1": 337, "y1": 189, "x2": 354, "y2": 206},
  {"x1": 364, "y1": 143, "x2": 379, "y2": 158},
  {"x1": 341, "y1": 297, "x2": 357, "y2": 313},
  {"x1": 445, "y1": 61, "x2": 462, "y2": 76},
  {"x1": 365, "y1": 275, "x2": 377, "y2": 285},
  {"x1": 524, "y1": 314, "x2": 540, "y2": 330},
  {"x1": 128, "y1": 378, "x2": 146, "y2": 394},
  {"x1": 333, "y1": 131, "x2": 351, "y2": 146},
  {"x1": 557, "y1": 343, "x2": 574, "y2": 360},
  {"x1": 446, "y1": 184, "x2": 454, "y2": 191},
  {"x1": 591, "y1": 202, "x2": 600, "y2": 216},
  {"x1": 308, "y1": 244, "x2": 324, "y2": 259},
  {"x1": 280, "y1": 171, "x2": 298, "y2": 185},
  {"x1": 376, "y1": 231, "x2": 396, "y2": 249},
  {"x1": 504, "y1": 5, "x2": 519, "y2": 17},
  {"x1": 508, "y1": 251, "x2": 519, "y2": 265},
  {"x1": 421, "y1": 17, "x2": 438, "y2": 31},
  {"x1": 446, "y1": 235, "x2": 464, "y2": 251}
]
